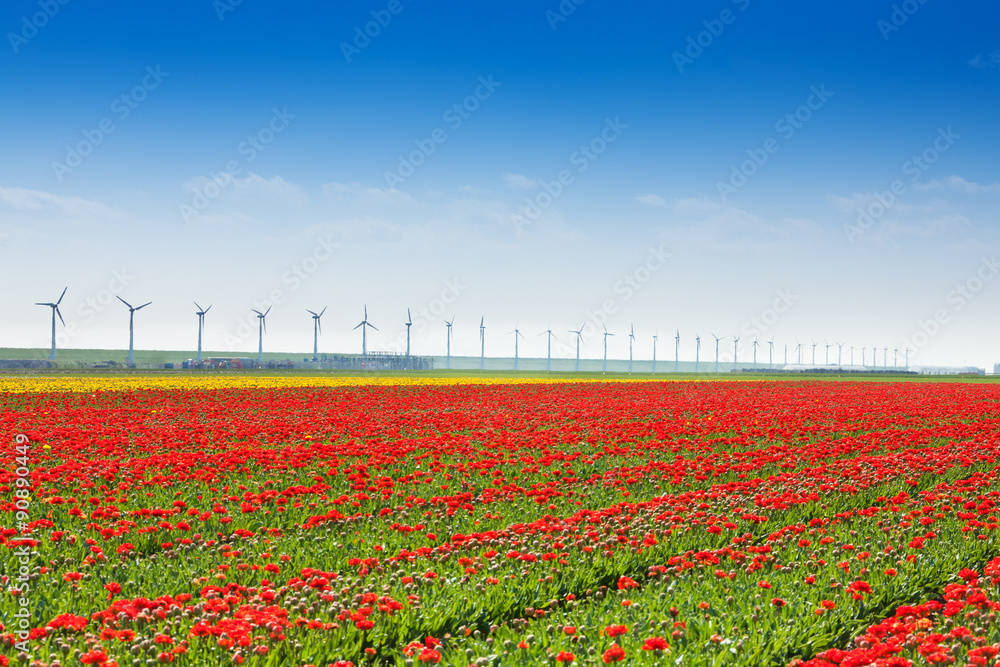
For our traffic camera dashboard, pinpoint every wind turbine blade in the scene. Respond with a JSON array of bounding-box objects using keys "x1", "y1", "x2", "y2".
[
  {"x1": 369, "y1": 324, "x2": 379, "y2": 332},
  {"x1": 252, "y1": 309, "x2": 263, "y2": 316},
  {"x1": 319, "y1": 307, "x2": 327, "y2": 317},
  {"x1": 204, "y1": 305, "x2": 212, "y2": 314},
  {"x1": 194, "y1": 301, "x2": 203, "y2": 311},
  {"x1": 55, "y1": 307, "x2": 65, "y2": 327},
  {"x1": 35, "y1": 302, "x2": 50, "y2": 306},
  {"x1": 318, "y1": 320, "x2": 322, "y2": 335},
  {"x1": 117, "y1": 295, "x2": 133, "y2": 309},
  {"x1": 407, "y1": 308, "x2": 412, "y2": 324},
  {"x1": 57, "y1": 287, "x2": 67, "y2": 305},
  {"x1": 264, "y1": 306, "x2": 271, "y2": 316},
  {"x1": 136, "y1": 302, "x2": 151, "y2": 310},
  {"x1": 354, "y1": 322, "x2": 364, "y2": 330},
  {"x1": 364, "y1": 305, "x2": 368, "y2": 320},
  {"x1": 307, "y1": 310, "x2": 318, "y2": 317}
]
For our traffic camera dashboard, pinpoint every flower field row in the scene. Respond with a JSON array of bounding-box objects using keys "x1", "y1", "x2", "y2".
[{"x1": 3, "y1": 379, "x2": 1000, "y2": 665}]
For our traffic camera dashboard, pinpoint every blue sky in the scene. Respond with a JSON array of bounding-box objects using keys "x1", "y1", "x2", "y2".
[{"x1": 2, "y1": 0, "x2": 999, "y2": 368}]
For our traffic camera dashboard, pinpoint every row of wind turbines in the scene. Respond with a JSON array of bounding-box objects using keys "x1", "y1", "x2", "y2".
[{"x1": 31, "y1": 288, "x2": 910, "y2": 371}]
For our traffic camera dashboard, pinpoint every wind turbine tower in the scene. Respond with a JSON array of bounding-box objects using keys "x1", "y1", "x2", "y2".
[
  {"x1": 510, "y1": 326, "x2": 524, "y2": 371},
  {"x1": 695, "y1": 335, "x2": 701, "y2": 373},
  {"x1": 405, "y1": 309, "x2": 413, "y2": 356},
  {"x1": 445, "y1": 317, "x2": 455, "y2": 369},
  {"x1": 306, "y1": 307, "x2": 326, "y2": 362},
  {"x1": 628, "y1": 324, "x2": 635, "y2": 373},
  {"x1": 251, "y1": 306, "x2": 270, "y2": 365},
  {"x1": 674, "y1": 330, "x2": 680, "y2": 372},
  {"x1": 569, "y1": 324, "x2": 584, "y2": 372},
  {"x1": 542, "y1": 326, "x2": 555, "y2": 372},
  {"x1": 712, "y1": 333, "x2": 723, "y2": 373},
  {"x1": 652, "y1": 333, "x2": 658, "y2": 374},
  {"x1": 117, "y1": 296, "x2": 152, "y2": 367},
  {"x1": 353, "y1": 306, "x2": 377, "y2": 358},
  {"x1": 480, "y1": 317, "x2": 486, "y2": 370},
  {"x1": 194, "y1": 302, "x2": 212, "y2": 363},
  {"x1": 35, "y1": 287, "x2": 67, "y2": 361},
  {"x1": 602, "y1": 324, "x2": 614, "y2": 373}
]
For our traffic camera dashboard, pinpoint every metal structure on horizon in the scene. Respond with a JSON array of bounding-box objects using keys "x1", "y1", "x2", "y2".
[
  {"x1": 405, "y1": 309, "x2": 413, "y2": 356},
  {"x1": 117, "y1": 296, "x2": 151, "y2": 367},
  {"x1": 307, "y1": 307, "x2": 326, "y2": 362},
  {"x1": 354, "y1": 306, "x2": 377, "y2": 358},
  {"x1": 479, "y1": 317, "x2": 486, "y2": 370},
  {"x1": 674, "y1": 330, "x2": 680, "y2": 373},
  {"x1": 628, "y1": 324, "x2": 635, "y2": 374},
  {"x1": 695, "y1": 335, "x2": 701, "y2": 373},
  {"x1": 733, "y1": 335, "x2": 740, "y2": 368},
  {"x1": 510, "y1": 326, "x2": 524, "y2": 371},
  {"x1": 445, "y1": 317, "x2": 455, "y2": 369},
  {"x1": 194, "y1": 302, "x2": 211, "y2": 363},
  {"x1": 569, "y1": 324, "x2": 584, "y2": 372},
  {"x1": 712, "y1": 333, "x2": 723, "y2": 373},
  {"x1": 542, "y1": 326, "x2": 555, "y2": 372},
  {"x1": 652, "y1": 333, "x2": 658, "y2": 374},
  {"x1": 35, "y1": 287, "x2": 67, "y2": 361},
  {"x1": 602, "y1": 324, "x2": 614, "y2": 373},
  {"x1": 251, "y1": 306, "x2": 270, "y2": 364}
]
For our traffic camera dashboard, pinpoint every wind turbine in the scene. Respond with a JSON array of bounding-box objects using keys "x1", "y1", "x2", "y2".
[
  {"x1": 194, "y1": 302, "x2": 212, "y2": 363},
  {"x1": 712, "y1": 333, "x2": 723, "y2": 373},
  {"x1": 784, "y1": 343, "x2": 788, "y2": 366},
  {"x1": 510, "y1": 326, "x2": 524, "y2": 371},
  {"x1": 733, "y1": 336, "x2": 740, "y2": 369},
  {"x1": 837, "y1": 342, "x2": 844, "y2": 366},
  {"x1": 768, "y1": 337, "x2": 774, "y2": 370},
  {"x1": 862, "y1": 346, "x2": 866, "y2": 367},
  {"x1": 602, "y1": 324, "x2": 614, "y2": 373},
  {"x1": 117, "y1": 296, "x2": 151, "y2": 367},
  {"x1": 905, "y1": 348, "x2": 909, "y2": 369},
  {"x1": 541, "y1": 326, "x2": 555, "y2": 372},
  {"x1": 811, "y1": 340, "x2": 817, "y2": 366},
  {"x1": 307, "y1": 307, "x2": 326, "y2": 362},
  {"x1": 354, "y1": 305, "x2": 377, "y2": 358},
  {"x1": 405, "y1": 309, "x2": 413, "y2": 356},
  {"x1": 849, "y1": 345, "x2": 855, "y2": 366},
  {"x1": 674, "y1": 330, "x2": 680, "y2": 373},
  {"x1": 628, "y1": 324, "x2": 635, "y2": 373},
  {"x1": 752, "y1": 338, "x2": 759, "y2": 371},
  {"x1": 479, "y1": 317, "x2": 486, "y2": 370},
  {"x1": 652, "y1": 332, "x2": 658, "y2": 374},
  {"x1": 35, "y1": 287, "x2": 67, "y2": 361},
  {"x1": 824, "y1": 340, "x2": 832, "y2": 365},
  {"x1": 695, "y1": 335, "x2": 701, "y2": 373},
  {"x1": 251, "y1": 306, "x2": 270, "y2": 365},
  {"x1": 445, "y1": 317, "x2": 455, "y2": 369},
  {"x1": 795, "y1": 339, "x2": 802, "y2": 364},
  {"x1": 569, "y1": 324, "x2": 584, "y2": 372},
  {"x1": 884, "y1": 347, "x2": 889, "y2": 369}
]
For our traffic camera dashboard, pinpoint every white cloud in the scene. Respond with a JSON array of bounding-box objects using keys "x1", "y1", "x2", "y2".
[
  {"x1": 913, "y1": 175, "x2": 1000, "y2": 194},
  {"x1": 502, "y1": 173, "x2": 538, "y2": 190},
  {"x1": 0, "y1": 186, "x2": 122, "y2": 219},
  {"x1": 969, "y1": 51, "x2": 1000, "y2": 69},
  {"x1": 635, "y1": 193, "x2": 667, "y2": 207},
  {"x1": 321, "y1": 181, "x2": 417, "y2": 206}
]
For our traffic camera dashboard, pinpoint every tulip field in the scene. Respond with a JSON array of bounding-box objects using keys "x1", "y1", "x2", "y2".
[{"x1": 6, "y1": 375, "x2": 1000, "y2": 667}]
